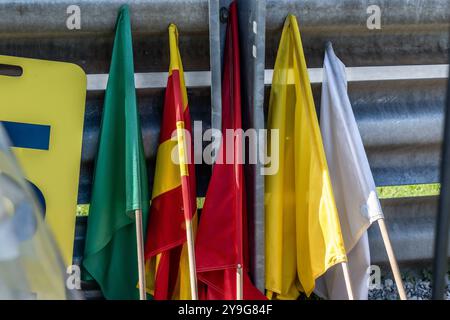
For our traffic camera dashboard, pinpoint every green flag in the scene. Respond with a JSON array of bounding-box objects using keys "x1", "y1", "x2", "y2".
[{"x1": 82, "y1": 5, "x2": 149, "y2": 300}]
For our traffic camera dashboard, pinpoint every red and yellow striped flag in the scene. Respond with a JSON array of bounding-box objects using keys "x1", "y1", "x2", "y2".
[{"x1": 144, "y1": 24, "x2": 197, "y2": 300}]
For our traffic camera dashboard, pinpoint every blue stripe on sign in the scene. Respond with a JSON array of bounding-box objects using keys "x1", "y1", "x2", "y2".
[{"x1": 1, "y1": 121, "x2": 50, "y2": 150}]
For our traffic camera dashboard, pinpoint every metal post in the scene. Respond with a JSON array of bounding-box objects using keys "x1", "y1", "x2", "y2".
[
  {"x1": 432, "y1": 54, "x2": 450, "y2": 300},
  {"x1": 237, "y1": 0, "x2": 266, "y2": 293}
]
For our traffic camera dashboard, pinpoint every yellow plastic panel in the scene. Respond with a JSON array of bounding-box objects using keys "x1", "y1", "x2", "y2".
[{"x1": 0, "y1": 55, "x2": 86, "y2": 266}]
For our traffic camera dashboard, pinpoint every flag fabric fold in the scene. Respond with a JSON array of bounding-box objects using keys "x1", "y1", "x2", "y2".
[
  {"x1": 265, "y1": 15, "x2": 347, "y2": 300},
  {"x1": 144, "y1": 23, "x2": 197, "y2": 300},
  {"x1": 82, "y1": 5, "x2": 149, "y2": 300},
  {"x1": 194, "y1": 1, "x2": 265, "y2": 300},
  {"x1": 315, "y1": 42, "x2": 384, "y2": 300}
]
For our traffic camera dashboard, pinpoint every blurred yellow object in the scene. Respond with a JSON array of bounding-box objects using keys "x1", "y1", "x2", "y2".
[
  {"x1": 0, "y1": 55, "x2": 86, "y2": 265},
  {"x1": 265, "y1": 15, "x2": 347, "y2": 299},
  {"x1": 0, "y1": 124, "x2": 67, "y2": 299}
]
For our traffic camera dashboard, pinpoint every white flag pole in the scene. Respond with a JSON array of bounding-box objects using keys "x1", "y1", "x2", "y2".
[
  {"x1": 236, "y1": 264, "x2": 243, "y2": 300},
  {"x1": 341, "y1": 262, "x2": 354, "y2": 300},
  {"x1": 176, "y1": 121, "x2": 199, "y2": 300},
  {"x1": 377, "y1": 218, "x2": 407, "y2": 300},
  {"x1": 185, "y1": 219, "x2": 199, "y2": 300},
  {"x1": 135, "y1": 209, "x2": 147, "y2": 300}
]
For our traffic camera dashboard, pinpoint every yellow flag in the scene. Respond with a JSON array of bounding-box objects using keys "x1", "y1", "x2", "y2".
[{"x1": 265, "y1": 15, "x2": 347, "y2": 299}]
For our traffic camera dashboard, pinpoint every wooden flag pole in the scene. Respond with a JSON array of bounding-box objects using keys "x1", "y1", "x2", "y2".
[
  {"x1": 341, "y1": 262, "x2": 354, "y2": 300},
  {"x1": 377, "y1": 219, "x2": 407, "y2": 300},
  {"x1": 236, "y1": 264, "x2": 243, "y2": 300},
  {"x1": 135, "y1": 209, "x2": 147, "y2": 300},
  {"x1": 176, "y1": 121, "x2": 199, "y2": 300},
  {"x1": 185, "y1": 219, "x2": 199, "y2": 300}
]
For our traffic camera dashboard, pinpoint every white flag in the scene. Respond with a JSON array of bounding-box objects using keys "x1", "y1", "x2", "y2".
[{"x1": 315, "y1": 43, "x2": 384, "y2": 300}]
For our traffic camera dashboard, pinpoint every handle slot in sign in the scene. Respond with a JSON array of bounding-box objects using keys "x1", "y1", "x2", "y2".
[{"x1": 0, "y1": 64, "x2": 23, "y2": 77}]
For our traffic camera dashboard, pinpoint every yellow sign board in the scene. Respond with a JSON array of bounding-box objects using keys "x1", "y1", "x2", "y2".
[{"x1": 0, "y1": 55, "x2": 86, "y2": 265}]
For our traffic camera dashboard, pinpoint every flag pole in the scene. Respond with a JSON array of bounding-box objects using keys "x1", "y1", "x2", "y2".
[
  {"x1": 236, "y1": 264, "x2": 243, "y2": 300},
  {"x1": 176, "y1": 122, "x2": 199, "y2": 300},
  {"x1": 135, "y1": 209, "x2": 147, "y2": 300},
  {"x1": 185, "y1": 218, "x2": 198, "y2": 300},
  {"x1": 377, "y1": 219, "x2": 407, "y2": 300},
  {"x1": 341, "y1": 262, "x2": 354, "y2": 300}
]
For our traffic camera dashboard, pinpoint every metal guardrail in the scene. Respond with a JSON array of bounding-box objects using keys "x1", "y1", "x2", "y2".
[
  {"x1": 0, "y1": 0, "x2": 449, "y2": 298},
  {"x1": 265, "y1": 0, "x2": 450, "y2": 67}
]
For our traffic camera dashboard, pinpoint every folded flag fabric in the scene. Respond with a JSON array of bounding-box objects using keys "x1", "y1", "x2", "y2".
[
  {"x1": 82, "y1": 5, "x2": 149, "y2": 300},
  {"x1": 315, "y1": 42, "x2": 385, "y2": 300},
  {"x1": 144, "y1": 23, "x2": 197, "y2": 300},
  {"x1": 265, "y1": 15, "x2": 347, "y2": 299},
  {"x1": 195, "y1": 1, "x2": 265, "y2": 300}
]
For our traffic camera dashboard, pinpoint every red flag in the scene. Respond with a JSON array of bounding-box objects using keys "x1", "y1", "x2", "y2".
[{"x1": 195, "y1": 1, "x2": 266, "y2": 300}]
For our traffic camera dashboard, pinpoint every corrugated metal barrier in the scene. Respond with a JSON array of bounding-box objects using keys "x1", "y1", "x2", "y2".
[{"x1": 0, "y1": 0, "x2": 449, "y2": 298}]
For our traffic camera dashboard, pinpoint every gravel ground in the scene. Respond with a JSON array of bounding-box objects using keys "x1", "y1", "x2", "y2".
[{"x1": 368, "y1": 270, "x2": 450, "y2": 300}]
